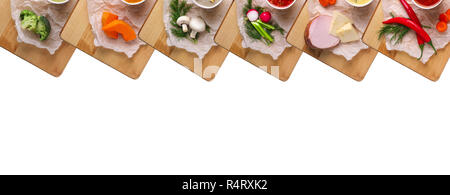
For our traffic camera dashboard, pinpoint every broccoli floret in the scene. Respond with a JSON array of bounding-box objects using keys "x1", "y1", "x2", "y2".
[
  {"x1": 19, "y1": 10, "x2": 51, "y2": 41},
  {"x1": 35, "y1": 16, "x2": 51, "y2": 41},
  {"x1": 20, "y1": 10, "x2": 38, "y2": 31}
]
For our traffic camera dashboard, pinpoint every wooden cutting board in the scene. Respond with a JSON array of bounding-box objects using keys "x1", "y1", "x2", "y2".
[
  {"x1": 61, "y1": 0, "x2": 154, "y2": 79},
  {"x1": 215, "y1": 1, "x2": 303, "y2": 82},
  {"x1": 0, "y1": 0, "x2": 76, "y2": 77},
  {"x1": 363, "y1": 2, "x2": 450, "y2": 82},
  {"x1": 287, "y1": 1, "x2": 379, "y2": 81},
  {"x1": 139, "y1": 0, "x2": 232, "y2": 81}
]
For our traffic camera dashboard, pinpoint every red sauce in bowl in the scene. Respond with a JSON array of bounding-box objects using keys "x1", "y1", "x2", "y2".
[
  {"x1": 415, "y1": 0, "x2": 440, "y2": 6},
  {"x1": 268, "y1": 0, "x2": 295, "y2": 7}
]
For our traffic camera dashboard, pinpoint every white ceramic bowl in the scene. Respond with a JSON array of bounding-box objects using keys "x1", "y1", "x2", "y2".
[
  {"x1": 121, "y1": 0, "x2": 146, "y2": 6},
  {"x1": 345, "y1": 0, "x2": 374, "y2": 8},
  {"x1": 193, "y1": 0, "x2": 224, "y2": 9},
  {"x1": 47, "y1": 0, "x2": 69, "y2": 4},
  {"x1": 412, "y1": 0, "x2": 443, "y2": 10},
  {"x1": 265, "y1": 0, "x2": 297, "y2": 10}
]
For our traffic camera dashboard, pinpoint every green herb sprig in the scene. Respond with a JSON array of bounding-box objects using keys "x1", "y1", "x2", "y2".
[{"x1": 378, "y1": 24, "x2": 410, "y2": 44}]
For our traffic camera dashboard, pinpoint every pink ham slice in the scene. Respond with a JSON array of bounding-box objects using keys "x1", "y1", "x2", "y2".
[{"x1": 305, "y1": 15, "x2": 340, "y2": 50}]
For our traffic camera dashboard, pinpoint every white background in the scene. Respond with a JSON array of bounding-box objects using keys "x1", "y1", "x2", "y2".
[{"x1": 0, "y1": 47, "x2": 449, "y2": 175}]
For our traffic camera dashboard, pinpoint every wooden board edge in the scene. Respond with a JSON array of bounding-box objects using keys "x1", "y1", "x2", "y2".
[
  {"x1": 213, "y1": 0, "x2": 236, "y2": 50},
  {"x1": 361, "y1": 0, "x2": 382, "y2": 37},
  {"x1": 137, "y1": 0, "x2": 159, "y2": 40},
  {"x1": 287, "y1": 1, "x2": 381, "y2": 82},
  {"x1": 60, "y1": 0, "x2": 80, "y2": 39},
  {"x1": 60, "y1": 0, "x2": 155, "y2": 80},
  {"x1": 0, "y1": 1, "x2": 76, "y2": 78},
  {"x1": 0, "y1": 45, "x2": 74, "y2": 77},
  {"x1": 362, "y1": 2, "x2": 449, "y2": 82},
  {"x1": 214, "y1": 1, "x2": 305, "y2": 82},
  {"x1": 366, "y1": 40, "x2": 449, "y2": 82},
  {"x1": 320, "y1": 48, "x2": 377, "y2": 82},
  {"x1": 138, "y1": 0, "x2": 233, "y2": 82},
  {"x1": 286, "y1": 0, "x2": 308, "y2": 43}
]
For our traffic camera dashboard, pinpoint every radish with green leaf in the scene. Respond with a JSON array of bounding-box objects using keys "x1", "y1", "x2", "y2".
[
  {"x1": 246, "y1": 9, "x2": 274, "y2": 44},
  {"x1": 243, "y1": 0, "x2": 285, "y2": 45}
]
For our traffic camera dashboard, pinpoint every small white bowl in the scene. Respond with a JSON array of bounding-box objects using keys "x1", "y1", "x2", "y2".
[
  {"x1": 47, "y1": 0, "x2": 69, "y2": 4},
  {"x1": 193, "y1": 0, "x2": 224, "y2": 9},
  {"x1": 412, "y1": 0, "x2": 443, "y2": 10},
  {"x1": 121, "y1": 0, "x2": 146, "y2": 6},
  {"x1": 345, "y1": 0, "x2": 374, "y2": 8},
  {"x1": 265, "y1": 0, "x2": 297, "y2": 10}
]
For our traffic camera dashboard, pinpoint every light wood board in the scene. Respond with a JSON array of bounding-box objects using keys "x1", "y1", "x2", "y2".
[
  {"x1": 139, "y1": 0, "x2": 232, "y2": 81},
  {"x1": 215, "y1": 2, "x2": 303, "y2": 82},
  {"x1": 287, "y1": 1, "x2": 379, "y2": 81},
  {"x1": 363, "y1": 2, "x2": 450, "y2": 82},
  {"x1": 61, "y1": 0, "x2": 154, "y2": 79},
  {"x1": 0, "y1": 0, "x2": 76, "y2": 77}
]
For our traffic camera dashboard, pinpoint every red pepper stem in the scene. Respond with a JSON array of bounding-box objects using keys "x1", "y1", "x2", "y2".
[
  {"x1": 428, "y1": 41, "x2": 438, "y2": 55},
  {"x1": 418, "y1": 44, "x2": 424, "y2": 60}
]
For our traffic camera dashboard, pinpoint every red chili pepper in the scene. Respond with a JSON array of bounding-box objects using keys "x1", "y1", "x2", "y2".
[
  {"x1": 399, "y1": 0, "x2": 425, "y2": 60},
  {"x1": 383, "y1": 17, "x2": 430, "y2": 40},
  {"x1": 383, "y1": 17, "x2": 437, "y2": 54}
]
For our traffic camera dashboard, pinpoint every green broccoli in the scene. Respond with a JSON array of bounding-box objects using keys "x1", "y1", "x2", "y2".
[
  {"x1": 35, "y1": 16, "x2": 51, "y2": 41},
  {"x1": 19, "y1": 10, "x2": 51, "y2": 41},
  {"x1": 20, "y1": 10, "x2": 38, "y2": 31}
]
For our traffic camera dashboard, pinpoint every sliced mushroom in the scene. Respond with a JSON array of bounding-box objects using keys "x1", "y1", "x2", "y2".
[
  {"x1": 177, "y1": 16, "x2": 191, "y2": 33},
  {"x1": 189, "y1": 17, "x2": 206, "y2": 39}
]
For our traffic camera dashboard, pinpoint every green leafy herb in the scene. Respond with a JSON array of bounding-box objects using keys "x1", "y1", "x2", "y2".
[
  {"x1": 378, "y1": 24, "x2": 410, "y2": 44},
  {"x1": 267, "y1": 21, "x2": 285, "y2": 35},
  {"x1": 245, "y1": 20, "x2": 262, "y2": 40}
]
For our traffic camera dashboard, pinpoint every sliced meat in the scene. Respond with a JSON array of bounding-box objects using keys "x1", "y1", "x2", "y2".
[{"x1": 305, "y1": 15, "x2": 340, "y2": 50}]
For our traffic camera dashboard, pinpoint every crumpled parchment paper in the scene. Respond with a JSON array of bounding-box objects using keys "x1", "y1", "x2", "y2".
[
  {"x1": 308, "y1": 0, "x2": 379, "y2": 61},
  {"x1": 11, "y1": 0, "x2": 78, "y2": 55},
  {"x1": 87, "y1": 0, "x2": 155, "y2": 58},
  {"x1": 237, "y1": 0, "x2": 305, "y2": 60},
  {"x1": 163, "y1": 0, "x2": 232, "y2": 60},
  {"x1": 383, "y1": 0, "x2": 449, "y2": 64}
]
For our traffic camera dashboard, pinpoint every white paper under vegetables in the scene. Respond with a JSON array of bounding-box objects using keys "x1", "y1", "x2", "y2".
[
  {"x1": 10, "y1": 0, "x2": 78, "y2": 55},
  {"x1": 163, "y1": 0, "x2": 232, "y2": 60},
  {"x1": 308, "y1": 0, "x2": 379, "y2": 61},
  {"x1": 383, "y1": 1, "x2": 449, "y2": 64},
  {"x1": 87, "y1": 0, "x2": 155, "y2": 58},
  {"x1": 237, "y1": 0, "x2": 305, "y2": 60}
]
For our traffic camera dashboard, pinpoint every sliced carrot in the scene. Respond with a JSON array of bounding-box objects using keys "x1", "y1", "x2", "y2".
[
  {"x1": 102, "y1": 12, "x2": 118, "y2": 26},
  {"x1": 446, "y1": 9, "x2": 450, "y2": 16},
  {"x1": 439, "y1": 13, "x2": 449, "y2": 23},
  {"x1": 436, "y1": 21, "x2": 447, "y2": 32},
  {"x1": 102, "y1": 20, "x2": 136, "y2": 41},
  {"x1": 328, "y1": 0, "x2": 336, "y2": 5},
  {"x1": 104, "y1": 30, "x2": 119, "y2": 39},
  {"x1": 319, "y1": 0, "x2": 329, "y2": 7},
  {"x1": 102, "y1": 12, "x2": 119, "y2": 39}
]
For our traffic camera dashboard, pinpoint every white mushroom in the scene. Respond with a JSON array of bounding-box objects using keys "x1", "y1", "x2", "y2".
[
  {"x1": 177, "y1": 16, "x2": 191, "y2": 33},
  {"x1": 189, "y1": 17, "x2": 206, "y2": 39}
]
